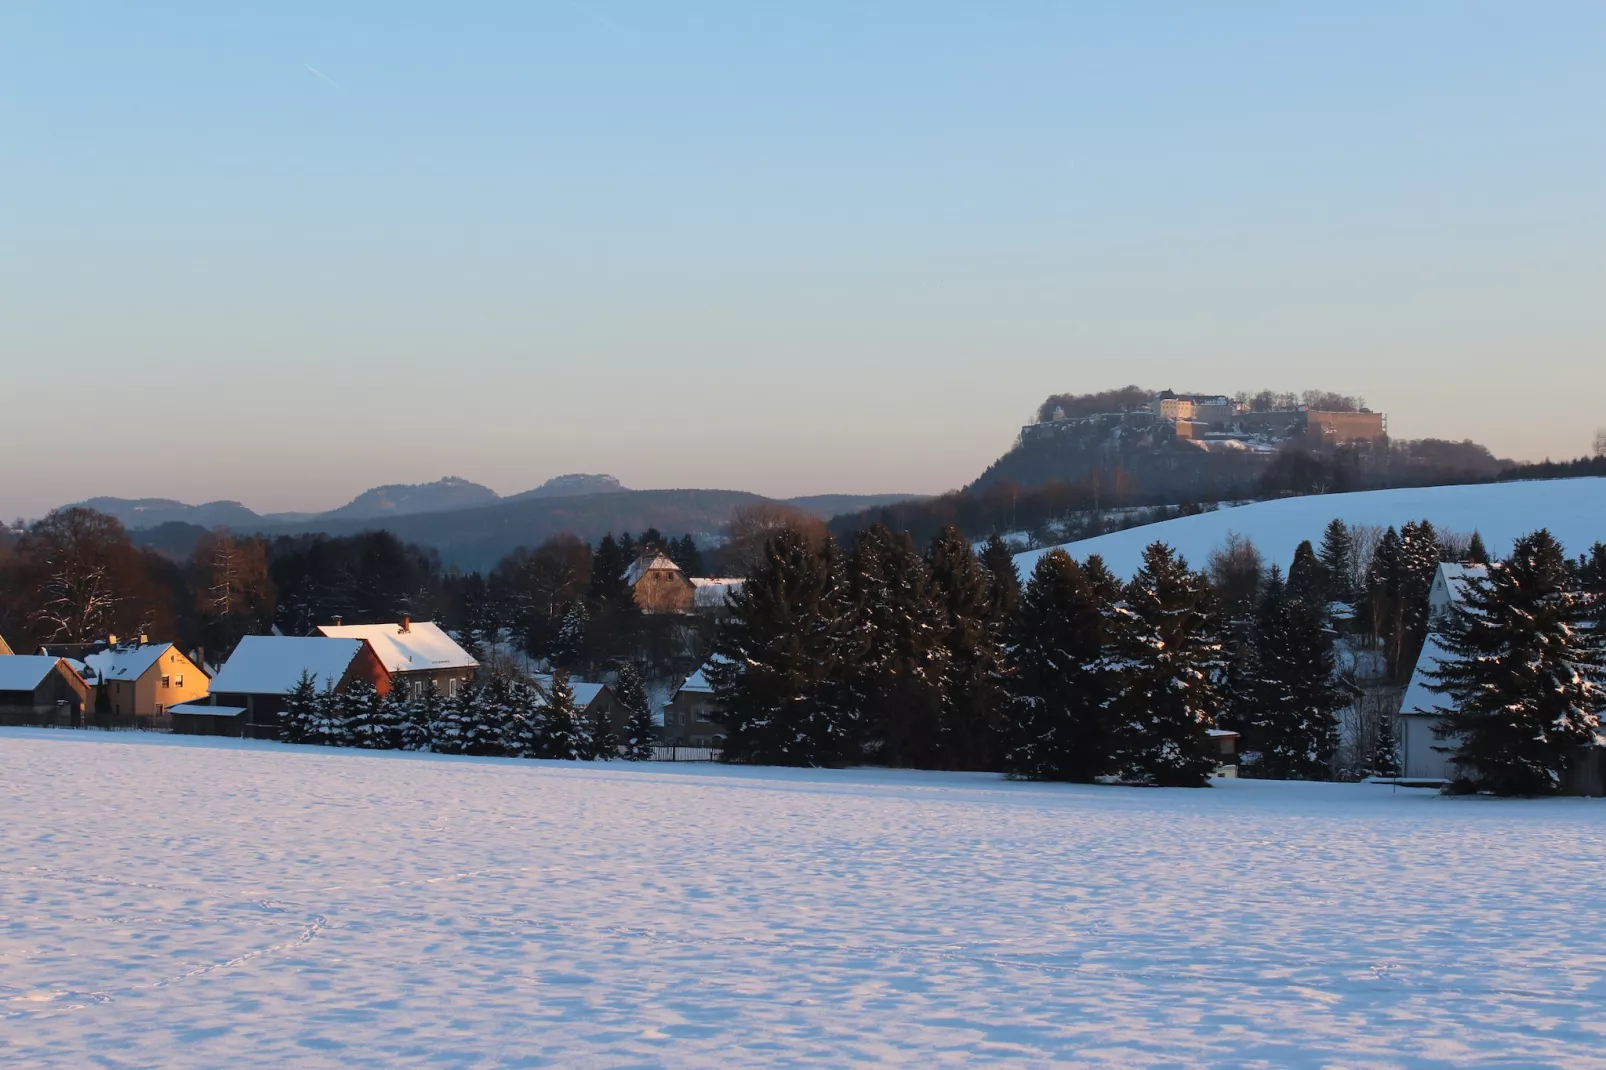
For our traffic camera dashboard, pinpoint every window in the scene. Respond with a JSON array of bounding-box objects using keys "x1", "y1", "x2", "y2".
[
  {"x1": 175, "y1": 675, "x2": 184, "y2": 688},
  {"x1": 161, "y1": 676, "x2": 170, "y2": 688},
  {"x1": 155, "y1": 704, "x2": 164, "y2": 716},
  {"x1": 413, "y1": 680, "x2": 423, "y2": 698},
  {"x1": 449, "y1": 678, "x2": 460, "y2": 697}
]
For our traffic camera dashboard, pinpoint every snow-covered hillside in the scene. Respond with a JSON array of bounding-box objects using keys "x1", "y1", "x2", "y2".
[
  {"x1": 1016, "y1": 477, "x2": 1606, "y2": 579},
  {"x1": 6, "y1": 729, "x2": 1606, "y2": 1067}
]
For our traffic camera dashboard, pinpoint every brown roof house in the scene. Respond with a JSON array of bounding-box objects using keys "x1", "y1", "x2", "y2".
[
  {"x1": 0, "y1": 656, "x2": 92, "y2": 726},
  {"x1": 197, "y1": 635, "x2": 390, "y2": 739},
  {"x1": 625, "y1": 552, "x2": 697, "y2": 614},
  {"x1": 315, "y1": 616, "x2": 478, "y2": 699}
]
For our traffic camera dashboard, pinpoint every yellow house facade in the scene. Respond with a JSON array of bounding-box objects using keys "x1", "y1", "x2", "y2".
[{"x1": 86, "y1": 642, "x2": 210, "y2": 722}]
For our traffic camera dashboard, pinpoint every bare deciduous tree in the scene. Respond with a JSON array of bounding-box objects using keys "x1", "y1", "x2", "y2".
[{"x1": 21, "y1": 508, "x2": 135, "y2": 643}]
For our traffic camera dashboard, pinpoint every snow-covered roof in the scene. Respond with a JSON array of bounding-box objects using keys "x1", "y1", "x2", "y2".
[
  {"x1": 168, "y1": 702, "x2": 246, "y2": 716},
  {"x1": 676, "y1": 656, "x2": 732, "y2": 696},
  {"x1": 691, "y1": 579, "x2": 743, "y2": 608},
  {"x1": 82, "y1": 643, "x2": 177, "y2": 683},
  {"x1": 0, "y1": 655, "x2": 68, "y2": 691},
  {"x1": 210, "y1": 636, "x2": 366, "y2": 695},
  {"x1": 1401, "y1": 635, "x2": 1457, "y2": 719},
  {"x1": 570, "y1": 682, "x2": 607, "y2": 708},
  {"x1": 624, "y1": 553, "x2": 682, "y2": 586},
  {"x1": 315, "y1": 621, "x2": 478, "y2": 673}
]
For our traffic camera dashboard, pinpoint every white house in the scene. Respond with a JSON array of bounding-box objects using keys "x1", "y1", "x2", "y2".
[{"x1": 1398, "y1": 563, "x2": 1488, "y2": 780}]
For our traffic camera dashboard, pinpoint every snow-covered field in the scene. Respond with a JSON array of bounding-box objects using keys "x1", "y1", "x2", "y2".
[
  {"x1": 5, "y1": 730, "x2": 1606, "y2": 1067},
  {"x1": 1016, "y1": 476, "x2": 1606, "y2": 578}
]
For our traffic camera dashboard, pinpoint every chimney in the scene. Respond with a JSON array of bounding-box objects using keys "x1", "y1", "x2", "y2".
[
  {"x1": 138, "y1": 633, "x2": 148, "y2": 646},
  {"x1": 399, "y1": 613, "x2": 411, "y2": 634},
  {"x1": 107, "y1": 633, "x2": 118, "y2": 647},
  {"x1": 332, "y1": 615, "x2": 344, "y2": 627}
]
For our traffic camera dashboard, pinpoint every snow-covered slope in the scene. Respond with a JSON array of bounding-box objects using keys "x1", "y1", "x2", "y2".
[
  {"x1": 6, "y1": 729, "x2": 1606, "y2": 1067},
  {"x1": 1015, "y1": 477, "x2": 1606, "y2": 579}
]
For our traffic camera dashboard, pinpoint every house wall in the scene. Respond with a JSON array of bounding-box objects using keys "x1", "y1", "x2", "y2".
[
  {"x1": 129, "y1": 648, "x2": 209, "y2": 719},
  {"x1": 1306, "y1": 410, "x2": 1386, "y2": 443},
  {"x1": 394, "y1": 667, "x2": 475, "y2": 699},
  {"x1": 662, "y1": 691, "x2": 725, "y2": 746},
  {"x1": 342, "y1": 644, "x2": 393, "y2": 696},
  {"x1": 633, "y1": 570, "x2": 696, "y2": 614},
  {"x1": 1399, "y1": 714, "x2": 1457, "y2": 781}
]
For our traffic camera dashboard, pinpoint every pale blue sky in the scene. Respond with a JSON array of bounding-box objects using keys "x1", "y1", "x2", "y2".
[{"x1": 3, "y1": 3, "x2": 1603, "y2": 517}]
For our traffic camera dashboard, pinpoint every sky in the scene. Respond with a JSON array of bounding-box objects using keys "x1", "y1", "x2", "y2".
[{"x1": 3, "y1": 2, "x2": 1604, "y2": 519}]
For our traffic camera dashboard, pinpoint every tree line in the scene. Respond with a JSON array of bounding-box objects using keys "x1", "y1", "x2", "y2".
[
  {"x1": 703, "y1": 517, "x2": 1606, "y2": 794},
  {"x1": 278, "y1": 662, "x2": 659, "y2": 762}
]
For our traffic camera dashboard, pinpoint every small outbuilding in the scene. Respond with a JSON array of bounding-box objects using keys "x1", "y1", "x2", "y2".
[{"x1": 0, "y1": 656, "x2": 92, "y2": 725}]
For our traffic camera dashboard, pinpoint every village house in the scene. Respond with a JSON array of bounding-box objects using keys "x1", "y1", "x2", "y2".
[
  {"x1": 1398, "y1": 563, "x2": 1487, "y2": 783},
  {"x1": 197, "y1": 635, "x2": 390, "y2": 739},
  {"x1": 625, "y1": 551, "x2": 745, "y2": 615},
  {"x1": 662, "y1": 662, "x2": 727, "y2": 748},
  {"x1": 78, "y1": 639, "x2": 210, "y2": 726},
  {"x1": 314, "y1": 616, "x2": 478, "y2": 698},
  {"x1": 0, "y1": 656, "x2": 92, "y2": 726},
  {"x1": 626, "y1": 552, "x2": 697, "y2": 613}
]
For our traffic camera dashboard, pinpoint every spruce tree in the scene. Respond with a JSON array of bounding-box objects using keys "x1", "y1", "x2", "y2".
[
  {"x1": 928, "y1": 526, "x2": 1007, "y2": 771},
  {"x1": 979, "y1": 534, "x2": 1021, "y2": 621},
  {"x1": 1365, "y1": 711, "x2": 1401, "y2": 779},
  {"x1": 315, "y1": 681, "x2": 352, "y2": 746},
  {"x1": 1577, "y1": 542, "x2": 1606, "y2": 629},
  {"x1": 401, "y1": 681, "x2": 439, "y2": 751},
  {"x1": 1396, "y1": 520, "x2": 1442, "y2": 666},
  {"x1": 552, "y1": 602, "x2": 588, "y2": 670},
  {"x1": 1466, "y1": 531, "x2": 1490, "y2": 566},
  {"x1": 1246, "y1": 569, "x2": 1342, "y2": 779},
  {"x1": 431, "y1": 681, "x2": 480, "y2": 755},
  {"x1": 1428, "y1": 529, "x2": 1605, "y2": 794},
  {"x1": 584, "y1": 700, "x2": 619, "y2": 760},
  {"x1": 541, "y1": 669, "x2": 584, "y2": 760},
  {"x1": 707, "y1": 528, "x2": 854, "y2": 766},
  {"x1": 473, "y1": 674, "x2": 516, "y2": 756},
  {"x1": 842, "y1": 524, "x2": 948, "y2": 768},
  {"x1": 1110, "y1": 542, "x2": 1227, "y2": 787},
  {"x1": 1317, "y1": 519, "x2": 1356, "y2": 606},
  {"x1": 280, "y1": 670, "x2": 320, "y2": 745},
  {"x1": 1001, "y1": 549, "x2": 1121, "y2": 781},
  {"x1": 371, "y1": 681, "x2": 409, "y2": 750},
  {"x1": 614, "y1": 661, "x2": 657, "y2": 760},
  {"x1": 344, "y1": 678, "x2": 386, "y2": 749},
  {"x1": 503, "y1": 679, "x2": 544, "y2": 758},
  {"x1": 1286, "y1": 540, "x2": 1327, "y2": 612}
]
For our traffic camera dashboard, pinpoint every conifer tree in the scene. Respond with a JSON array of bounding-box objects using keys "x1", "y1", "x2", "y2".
[
  {"x1": 371, "y1": 681, "x2": 409, "y2": 750},
  {"x1": 473, "y1": 674, "x2": 516, "y2": 756},
  {"x1": 588, "y1": 535, "x2": 629, "y2": 606},
  {"x1": 584, "y1": 700, "x2": 619, "y2": 760},
  {"x1": 842, "y1": 524, "x2": 948, "y2": 768},
  {"x1": 613, "y1": 661, "x2": 657, "y2": 760},
  {"x1": 1428, "y1": 529, "x2": 1605, "y2": 794},
  {"x1": 541, "y1": 669, "x2": 584, "y2": 760},
  {"x1": 401, "y1": 680, "x2": 439, "y2": 751},
  {"x1": 1110, "y1": 542, "x2": 1226, "y2": 787},
  {"x1": 1317, "y1": 519, "x2": 1356, "y2": 606},
  {"x1": 707, "y1": 528, "x2": 854, "y2": 766},
  {"x1": 979, "y1": 534, "x2": 1021, "y2": 622},
  {"x1": 553, "y1": 602, "x2": 588, "y2": 669},
  {"x1": 502, "y1": 679, "x2": 544, "y2": 758},
  {"x1": 1286, "y1": 540, "x2": 1327, "y2": 612},
  {"x1": 1245, "y1": 568, "x2": 1342, "y2": 779},
  {"x1": 1364, "y1": 711, "x2": 1401, "y2": 778},
  {"x1": 315, "y1": 681, "x2": 353, "y2": 746},
  {"x1": 1002, "y1": 549, "x2": 1121, "y2": 781},
  {"x1": 1396, "y1": 520, "x2": 1442, "y2": 664},
  {"x1": 280, "y1": 670, "x2": 320, "y2": 745},
  {"x1": 430, "y1": 681, "x2": 480, "y2": 755},
  {"x1": 928, "y1": 526, "x2": 1007, "y2": 770},
  {"x1": 1466, "y1": 531, "x2": 1489, "y2": 565},
  {"x1": 344, "y1": 678, "x2": 386, "y2": 749}
]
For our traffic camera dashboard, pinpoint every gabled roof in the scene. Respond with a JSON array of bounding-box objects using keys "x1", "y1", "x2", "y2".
[
  {"x1": 624, "y1": 553, "x2": 683, "y2": 586},
  {"x1": 691, "y1": 578, "x2": 743, "y2": 609},
  {"x1": 82, "y1": 643, "x2": 178, "y2": 683},
  {"x1": 676, "y1": 656, "x2": 732, "y2": 696},
  {"x1": 210, "y1": 635, "x2": 367, "y2": 695},
  {"x1": 570, "y1": 681, "x2": 607, "y2": 709},
  {"x1": 315, "y1": 621, "x2": 478, "y2": 673},
  {"x1": 1435, "y1": 563, "x2": 1488, "y2": 605},
  {"x1": 0, "y1": 655, "x2": 69, "y2": 692}
]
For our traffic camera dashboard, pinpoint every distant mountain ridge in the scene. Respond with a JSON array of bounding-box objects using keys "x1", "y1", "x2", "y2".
[{"x1": 319, "y1": 476, "x2": 500, "y2": 521}]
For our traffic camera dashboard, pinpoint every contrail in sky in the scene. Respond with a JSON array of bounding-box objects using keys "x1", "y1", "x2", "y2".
[{"x1": 303, "y1": 63, "x2": 345, "y2": 91}]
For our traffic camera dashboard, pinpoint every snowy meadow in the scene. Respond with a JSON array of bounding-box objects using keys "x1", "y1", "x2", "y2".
[{"x1": 4, "y1": 730, "x2": 1606, "y2": 1068}]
